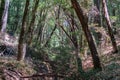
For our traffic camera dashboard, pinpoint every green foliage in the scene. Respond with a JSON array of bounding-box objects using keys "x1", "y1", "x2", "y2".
[
  {"x1": 48, "y1": 46, "x2": 73, "y2": 74},
  {"x1": 110, "y1": 16, "x2": 117, "y2": 21},
  {"x1": 8, "y1": 0, "x2": 25, "y2": 34},
  {"x1": 93, "y1": 63, "x2": 120, "y2": 80},
  {"x1": 1, "y1": 0, "x2": 120, "y2": 79}
]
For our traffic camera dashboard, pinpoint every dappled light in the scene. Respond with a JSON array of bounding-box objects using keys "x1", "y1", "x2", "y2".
[{"x1": 0, "y1": 0, "x2": 120, "y2": 80}]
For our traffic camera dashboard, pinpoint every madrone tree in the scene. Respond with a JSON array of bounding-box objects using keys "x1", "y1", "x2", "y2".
[
  {"x1": 71, "y1": 0, "x2": 102, "y2": 70},
  {"x1": 102, "y1": 0, "x2": 118, "y2": 53}
]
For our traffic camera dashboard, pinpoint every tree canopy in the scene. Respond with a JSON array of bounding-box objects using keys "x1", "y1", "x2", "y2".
[{"x1": 0, "y1": 0, "x2": 120, "y2": 79}]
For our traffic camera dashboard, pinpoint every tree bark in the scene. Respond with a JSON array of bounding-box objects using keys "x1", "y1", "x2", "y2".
[
  {"x1": 0, "y1": 0, "x2": 5, "y2": 29},
  {"x1": 89, "y1": 3, "x2": 102, "y2": 50},
  {"x1": 27, "y1": 0, "x2": 39, "y2": 45},
  {"x1": 102, "y1": 0, "x2": 118, "y2": 53},
  {"x1": 17, "y1": 0, "x2": 30, "y2": 61},
  {"x1": 71, "y1": 0, "x2": 102, "y2": 70},
  {"x1": 0, "y1": 0, "x2": 9, "y2": 33},
  {"x1": 94, "y1": 0, "x2": 100, "y2": 11},
  {"x1": 93, "y1": 0, "x2": 101, "y2": 26},
  {"x1": 71, "y1": 13, "x2": 85, "y2": 79}
]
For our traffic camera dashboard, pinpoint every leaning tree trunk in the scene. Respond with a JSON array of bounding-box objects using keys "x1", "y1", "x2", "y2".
[
  {"x1": 102, "y1": 0, "x2": 118, "y2": 53},
  {"x1": 70, "y1": 13, "x2": 84, "y2": 78},
  {"x1": 17, "y1": 0, "x2": 30, "y2": 61},
  {"x1": 71, "y1": 0, "x2": 102, "y2": 70},
  {"x1": 44, "y1": 5, "x2": 60, "y2": 47}
]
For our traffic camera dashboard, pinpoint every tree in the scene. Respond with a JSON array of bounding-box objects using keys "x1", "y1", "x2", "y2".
[
  {"x1": 0, "y1": 0, "x2": 5, "y2": 29},
  {"x1": 94, "y1": 0, "x2": 100, "y2": 11},
  {"x1": 17, "y1": 0, "x2": 30, "y2": 61},
  {"x1": 70, "y1": 12, "x2": 84, "y2": 78},
  {"x1": 91, "y1": 0, "x2": 102, "y2": 47},
  {"x1": 102, "y1": 0, "x2": 118, "y2": 53},
  {"x1": 27, "y1": 0, "x2": 39, "y2": 45},
  {"x1": 71, "y1": 0, "x2": 102, "y2": 70},
  {"x1": 0, "y1": 0, "x2": 9, "y2": 33},
  {"x1": 17, "y1": 0, "x2": 40, "y2": 61},
  {"x1": 44, "y1": 5, "x2": 60, "y2": 47}
]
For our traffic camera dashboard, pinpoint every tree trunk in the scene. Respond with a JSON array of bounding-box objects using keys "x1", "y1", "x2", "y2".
[
  {"x1": 94, "y1": 0, "x2": 100, "y2": 11},
  {"x1": 71, "y1": 0, "x2": 102, "y2": 70},
  {"x1": 44, "y1": 5, "x2": 60, "y2": 47},
  {"x1": 93, "y1": 0, "x2": 102, "y2": 48},
  {"x1": 71, "y1": 13, "x2": 85, "y2": 79},
  {"x1": 27, "y1": 0, "x2": 39, "y2": 45},
  {"x1": 0, "y1": 0, "x2": 9, "y2": 33},
  {"x1": 112, "y1": 8, "x2": 115, "y2": 16},
  {"x1": 0, "y1": 0, "x2": 5, "y2": 29},
  {"x1": 102, "y1": 0, "x2": 118, "y2": 53},
  {"x1": 17, "y1": 0, "x2": 30, "y2": 61},
  {"x1": 94, "y1": 0, "x2": 101, "y2": 26},
  {"x1": 0, "y1": 0, "x2": 9, "y2": 39},
  {"x1": 17, "y1": 43, "x2": 27, "y2": 61}
]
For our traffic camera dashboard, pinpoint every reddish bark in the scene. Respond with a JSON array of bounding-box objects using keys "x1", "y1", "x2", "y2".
[
  {"x1": 71, "y1": 0, "x2": 102, "y2": 70},
  {"x1": 102, "y1": 0, "x2": 118, "y2": 53}
]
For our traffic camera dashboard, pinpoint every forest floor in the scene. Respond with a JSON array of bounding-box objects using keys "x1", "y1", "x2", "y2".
[
  {"x1": 82, "y1": 36, "x2": 120, "y2": 80},
  {"x1": 0, "y1": 33, "x2": 120, "y2": 80},
  {"x1": 0, "y1": 53, "x2": 119, "y2": 80},
  {"x1": 90, "y1": 53, "x2": 120, "y2": 80}
]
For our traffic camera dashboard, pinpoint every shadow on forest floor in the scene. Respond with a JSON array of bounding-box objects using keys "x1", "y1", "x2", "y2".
[
  {"x1": 88, "y1": 49, "x2": 120, "y2": 80},
  {"x1": 90, "y1": 63, "x2": 120, "y2": 80}
]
